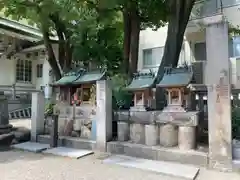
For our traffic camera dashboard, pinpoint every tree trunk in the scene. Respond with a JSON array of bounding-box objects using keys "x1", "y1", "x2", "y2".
[
  {"x1": 42, "y1": 29, "x2": 62, "y2": 80},
  {"x1": 155, "y1": 0, "x2": 195, "y2": 110},
  {"x1": 123, "y1": 8, "x2": 131, "y2": 74},
  {"x1": 156, "y1": 0, "x2": 195, "y2": 82},
  {"x1": 129, "y1": 6, "x2": 140, "y2": 76}
]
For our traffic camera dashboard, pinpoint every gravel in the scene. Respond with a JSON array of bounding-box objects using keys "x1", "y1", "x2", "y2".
[{"x1": 0, "y1": 150, "x2": 240, "y2": 180}]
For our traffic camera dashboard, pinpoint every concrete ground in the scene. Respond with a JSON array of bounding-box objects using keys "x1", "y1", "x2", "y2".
[
  {"x1": 7, "y1": 119, "x2": 240, "y2": 180},
  {"x1": 0, "y1": 150, "x2": 239, "y2": 180}
]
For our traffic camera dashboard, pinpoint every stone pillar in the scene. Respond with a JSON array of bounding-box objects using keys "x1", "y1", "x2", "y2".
[
  {"x1": 31, "y1": 92, "x2": 45, "y2": 142},
  {"x1": 130, "y1": 123, "x2": 145, "y2": 144},
  {"x1": 145, "y1": 124, "x2": 158, "y2": 146},
  {"x1": 117, "y1": 122, "x2": 129, "y2": 141},
  {"x1": 0, "y1": 92, "x2": 12, "y2": 134},
  {"x1": 159, "y1": 124, "x2": 178, "y2": 147},
  {"x1": 96, "y1": 80, "x2": 112, "y2": 152},
  {"x1": 178, "y1": 126, "x2": 196, "y2": 150},
  {"x1": 206, "y1": 20, "x2": 232, "y2": 170}
]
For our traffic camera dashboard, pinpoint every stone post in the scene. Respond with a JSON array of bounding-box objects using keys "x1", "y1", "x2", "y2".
[
  {"x1": 96, "y1": 80, "x2": 112, "y2": 152},
  {"x1": 206, "y1": 19, "x2": 232, "y2": 170},
  {"x1": 31, "y1": 92, "x2": 45, "y2": 142},
  {"x1": 0, "y1": 92, "x2": 12, "y2": 134}
]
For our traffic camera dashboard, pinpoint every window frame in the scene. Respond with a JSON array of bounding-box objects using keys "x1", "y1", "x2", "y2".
[
  {"x1": 16, "y1": 59, "x2": 32, "y2": 83},
  {"x1": 142, "y1": 46, "x2": 165, "y2": 68},
  {"x1": 36, "y1": 64, "x2": 43, "y2": 78}
]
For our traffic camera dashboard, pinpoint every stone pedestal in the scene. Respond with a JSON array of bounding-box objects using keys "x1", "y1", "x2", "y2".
[
  {"x1": 178, "y1": 126, "x2": 196, "y2": 150},
  {"x1": 117, "y1": 122, "x2": 129, "y2": 141},
  {"x1": 96, "y1": 80, "x2": 112, "y2": 152},
  {"x1": 145, "y1": 124, "x2": 158, "y2": 146},
  {"x1": 31, "y1": 92, "x2": 45, "y2": 141},
  {"x1": 159, "y1": 124, "x2": 178, "y2": 147},
  {"x1": 130, "y1": 123, "x2": 145, "y2": 144},
  {"x1": 206, "y1": 20, "x2": 232, "y2": 170}
]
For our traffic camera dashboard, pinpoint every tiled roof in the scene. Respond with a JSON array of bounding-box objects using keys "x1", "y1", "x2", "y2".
[
  {"x1": 126, "y1": 69, "x2": 156, "y2": 91},
  {"x1": 73, "y1": 70, "x2": 106, "y2": 84},
  {"x1": 157, "y1": 67, "x2": 193, "y2": 88}
]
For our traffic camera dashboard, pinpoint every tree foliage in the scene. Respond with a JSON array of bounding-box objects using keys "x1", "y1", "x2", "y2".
[{"x1": 1, "y1": 0, "x2": 124, "y2": 79}]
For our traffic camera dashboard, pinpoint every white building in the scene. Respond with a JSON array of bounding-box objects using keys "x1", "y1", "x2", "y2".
[
  {"x1": 138, "y1": 0, "x2": 240, "y2": 88},
  {"x1": 1, "y1": 0, "x2": 240, "y2": 99},
  {"x1": 0, "y1": 17, "x2": 57, "y2": 99}
]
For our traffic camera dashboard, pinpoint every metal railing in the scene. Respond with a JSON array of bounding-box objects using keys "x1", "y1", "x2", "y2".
[
  {"x1": 190, "y1": 0, "x2": 240, "y2": 20},
  {"x1": 190, "y1": 0, "x2": 221, "y2": 20}
]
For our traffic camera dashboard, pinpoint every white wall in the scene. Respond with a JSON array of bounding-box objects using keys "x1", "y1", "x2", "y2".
[
  {"x1": 138, "y1": 27, "x2": 193, "y2": 71},
  {"x1": 0, "y1": 57, "x2": 16, "y2": 85}
]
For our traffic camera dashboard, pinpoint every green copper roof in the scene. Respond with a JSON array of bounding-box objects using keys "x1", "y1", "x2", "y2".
[
  {"x1": 157, "y1": 67, "x2": 193, "y2": 88},
  {"x1": 73, "y1": 70, "x2": 106, "y2": 84},
  {"x1": 126, "y1": 69, "x2": 156, "y2": 91},
  {"x1": 54, "y1": 68, "x2": 85, "y2": 86}
]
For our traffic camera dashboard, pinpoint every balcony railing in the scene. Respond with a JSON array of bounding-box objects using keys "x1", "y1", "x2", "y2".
[{"x1": 190, "y1": 0, "x2": 240, "y2": 20}]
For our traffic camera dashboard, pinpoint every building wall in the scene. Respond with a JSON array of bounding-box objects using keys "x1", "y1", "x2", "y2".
[{"x1": 138, "y1": 27, "x2": 193, "y2": 72}]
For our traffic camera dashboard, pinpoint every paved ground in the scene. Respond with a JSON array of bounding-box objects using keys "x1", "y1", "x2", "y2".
[
  {"x1": 7, "y1": 119, "x2": 240, "y2": 180},
  {"x1": 0, "y1": 150, "x2": 240, "y2": 180}
]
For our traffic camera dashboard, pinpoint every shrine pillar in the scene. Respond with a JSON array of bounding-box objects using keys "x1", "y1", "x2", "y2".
[{"x1": 205, "y1": 17, "x2": 232, "y2": 171}]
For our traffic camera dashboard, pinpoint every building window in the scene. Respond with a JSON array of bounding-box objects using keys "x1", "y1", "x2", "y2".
[
  {"x1": 143, "y1": 49, "x2": 153, "y2": 67},
  {"x1": 194, "y1": 42, "x2": 206, "y2": 61},
  {"x1": 232, "y1": 36, "x2": 240, "y2": 57},
  {"x1": 143, "y1": 47, "x2": 164, "y2": 68},
  {"x1": 37, "y1": 64, "x2": 43, "y2": 78},
  {"x1": 16, "y1": 59, "x2": 32, "y2": 83}
]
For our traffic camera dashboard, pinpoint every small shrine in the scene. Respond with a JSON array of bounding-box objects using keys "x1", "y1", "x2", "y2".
[
  {"x1": 52, "y1": 67, "x2": 106, "y2": 140},
  {"x1": 158, "y1": 66, "x2": 194, "y2": 112},
  {"x1": 125, "y1": 69, "x2": 156, "y2": 111},
  {"x1": 156, "y1": 66, "x2": 199, "y2": 150}
]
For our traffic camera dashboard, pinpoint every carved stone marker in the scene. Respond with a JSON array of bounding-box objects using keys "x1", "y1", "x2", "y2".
[
  {"x1": 206, "y1": 20, "x2": 232, "y2": 170},
  {"x1": 31, "y1": 92, "x2": 45, "y2": 141},
  {"x1": 96, "y1": 80, "x2": 112, "y2": 152}
]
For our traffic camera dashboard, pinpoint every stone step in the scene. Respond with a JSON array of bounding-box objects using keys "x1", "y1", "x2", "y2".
[
  {"x1": 42, "y1": 147, "x2": 94, "y2": 159},
  {"x1": 11, "y1": 142, "x2": 50, "y2": 153},
  {"x1": 103, "y1": 155, "x2": 199, "y2": 180}
]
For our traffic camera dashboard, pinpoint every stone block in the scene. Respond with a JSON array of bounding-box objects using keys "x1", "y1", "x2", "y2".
[
  {"x1": 107, "y1": 142, "x2": 124, "y2": 154},
  {"x1": 130, "y1": 123, "x2": 145, "y2": 144},
  {"x1": 145, "y1": 124, "x2": 159, "y2": 146},
  {"x1": 123, "y1": 143, "x2": 157, "y2": 160},
  {"x1": 178, "y1": 126, "x2": 196, "y2": 150},
  {"x1": 80, "y1": 126, "x2": 91, "y2": 139},
  {"x1": 159, "y1": 124, "x2": 178, "y2": 147},
  {"x1": 63, "y1": 119, "x2": 73, "y2": 136},
  {"x1": 117, "y1": 122, "x2": 129, "y2": 141}
]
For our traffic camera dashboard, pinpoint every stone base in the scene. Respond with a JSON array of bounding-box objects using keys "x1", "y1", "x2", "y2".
[
  {"x1": 159, "y1": 124, "x2": 178, "y2": 147},
  {"x1": 178, "y1": 126, "x2": 196, "y2": 150},
  {"x1": 37, "y1": 134, "x2": 96, "y2": 150},
  {"x1": 0, "y1": 124, "x2": 13, "y2": 134},
  {"x1": 130, "y1": 123, "x2": 145, "y2": 144},
  {"x1": 107, "y1": 141, "x2": 208, "y2": 167},
  {"x1": 145, "y1": 125, "x2": 158, "y2": 146},
  {"x1": 117, "y1": 122, "x2": 129, "y2": 141}
]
